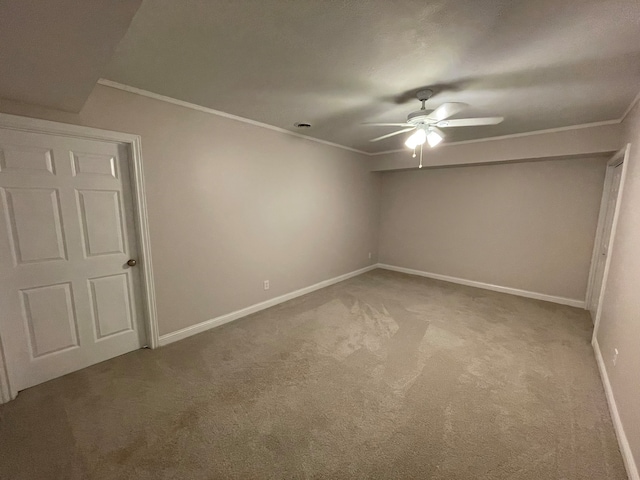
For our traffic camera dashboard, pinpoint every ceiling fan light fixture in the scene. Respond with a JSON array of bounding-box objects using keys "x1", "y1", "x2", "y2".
[
  {"x1": 426, "y1": 127, "x2": 444, "y2": 148},
  {"x1": 365, "y1": 92, "x2": 502, "y2": 155},
  {"x1": 404, "y1": 128, "x2": 426, "y2": 149}
]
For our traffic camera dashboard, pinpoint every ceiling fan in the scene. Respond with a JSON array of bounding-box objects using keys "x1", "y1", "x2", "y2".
[{"x1": 365, "y1": 89, "x2": 504, "y2": 167}]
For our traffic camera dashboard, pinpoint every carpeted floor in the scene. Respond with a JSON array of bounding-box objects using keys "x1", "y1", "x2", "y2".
[{"x1": 0, "y1": 269, "x2": 626, "y2": 479}]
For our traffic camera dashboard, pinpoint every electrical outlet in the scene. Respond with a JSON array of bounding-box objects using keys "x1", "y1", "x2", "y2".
[
  {"x1": 263, "y1": 280, "x2": 270, "y2": 290},
  {"x1": 368, "y1": 252, "x2": 372, "y2": 259},
  {"x1": 613, "y1": 348, "x2": 619, "y2": 366}
]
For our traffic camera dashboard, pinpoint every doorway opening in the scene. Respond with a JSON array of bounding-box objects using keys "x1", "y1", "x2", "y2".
[{"x1": 586, "y1": 145, "x2": 630, "y2": 333}]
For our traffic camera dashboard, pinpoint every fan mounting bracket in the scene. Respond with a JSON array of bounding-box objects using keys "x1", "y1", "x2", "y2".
[{"x1": 416, "y1": 89, "x2": 434, "y2": 102}]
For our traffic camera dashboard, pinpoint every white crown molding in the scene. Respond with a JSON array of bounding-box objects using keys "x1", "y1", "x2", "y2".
[
  {"x1": 97, "y1": 79, "x2": 370, "y2": 156},
  {"x1": 98, "y1": 79, "x2": 639, "y2": 158},
  {"x1": 620, "y1": 88, "x2": 640, "y2": 123},
  {"x1": 368, "y1": 119, "x2": 624, "y2": 156},
  {"x1": 367, "y1": 147, "x2": 416, "y2": 156}
]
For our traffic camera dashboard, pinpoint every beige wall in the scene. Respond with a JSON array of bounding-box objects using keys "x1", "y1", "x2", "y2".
[
  {"x1": 596, "y1": 101, "x2": 640, "y2": 471},
  {"x1": 0, "y1": 86, "x2": 381, "y2": 336},
  {"x1": 378, "y1": 158, "x2": 608, "y2": 301}
]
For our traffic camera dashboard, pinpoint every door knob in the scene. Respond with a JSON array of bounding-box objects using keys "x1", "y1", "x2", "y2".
[{"x1": 127, "y1": 259, "x2": 137, "y2": 267}]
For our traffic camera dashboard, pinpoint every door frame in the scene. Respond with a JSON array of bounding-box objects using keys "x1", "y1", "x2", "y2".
[
  {"x1": 585, "y1": 144, "x2": 631, "y2": 334},
  {"x1": 0, "y1": 113, "x2": 160, "y2": 403}
]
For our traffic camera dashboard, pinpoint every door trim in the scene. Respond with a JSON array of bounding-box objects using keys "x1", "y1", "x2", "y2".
[
  {"x1": 0, "y1": 113, "x2": 160, "y2": 403},
  {"x1": 585, "y1": 145, "x2": 630, "y2": 334}
]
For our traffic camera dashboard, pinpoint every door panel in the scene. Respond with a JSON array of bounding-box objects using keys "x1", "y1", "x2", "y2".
[
  {"x1": 88, "y1": 273, "x2": 134, "y2": 339},
  {"x1": 0, "y1": 128, "x2": 146, "y2": 393},
  {"x1": 77, "y1": 190, "x2": 126, "y2": 256},
  {"x1": 0, "y1": 145, "x2": 55, "y2": 174},
  {"x1": 71, "y1": 151, "x2": 118, "y2": 179},
  {"x1": 3, "y1": 187, "x2": 67, "y2": 264},
  {"x1": 21, "y1": 282, "x2": 79, "y2": 357}
]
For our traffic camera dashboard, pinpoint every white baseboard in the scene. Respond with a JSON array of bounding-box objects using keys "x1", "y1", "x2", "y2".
[
  {"x1": 158, "y1": 264, "x2": 377, "y2": 346},
  {"x1": 377, "y1": 263, "x2": 586, "y2": 308},
  {"x1": 593, "y1": 338, "x2": 639, "y2": 480},
  {"x1": 160, "y1": 262, "x2": 586, "y2": 346}
]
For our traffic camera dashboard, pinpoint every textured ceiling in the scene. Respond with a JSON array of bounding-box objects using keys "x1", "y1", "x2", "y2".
[
  {"x1": 0, "y1": 0, "x2": 141, "y2": 112},
  {"x1": 110, "y1": 1, "x2": 640, "y2": 152}
]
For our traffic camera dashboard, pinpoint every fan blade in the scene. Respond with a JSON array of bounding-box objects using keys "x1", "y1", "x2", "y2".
[
  {"x1": 369, "y1": 127, "x2": 415, "y2": 142},
  {"x1": 436, "y1": 117, "x2": 504, "y2": 128},
  {"x1": 362, "y1": 122, "x2": 413, "y2": 127},
  {"x1": 426, "y1": 102, "x2": 468, "y2": 122}
]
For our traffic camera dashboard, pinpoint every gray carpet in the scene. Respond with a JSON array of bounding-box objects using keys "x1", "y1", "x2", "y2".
[{"x1": 0, "y1": 269, "x2": 626, "y2": 479}]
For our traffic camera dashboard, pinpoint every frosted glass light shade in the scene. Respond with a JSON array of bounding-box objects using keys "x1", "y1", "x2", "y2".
[
  {"x1": 404, "y1": 129, "x2": 427, "y2": 149},
  {"x1": 426, "y1": 129, "x2": 443, "y2": 147}
]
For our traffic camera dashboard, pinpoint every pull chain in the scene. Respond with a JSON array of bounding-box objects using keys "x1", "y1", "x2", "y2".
[
  {"x1": 418, "y1": 143, "x2": 423, "y2": 169},
  {"x1": 412, "y1": 147, "x2": 416, "y2": 158}
]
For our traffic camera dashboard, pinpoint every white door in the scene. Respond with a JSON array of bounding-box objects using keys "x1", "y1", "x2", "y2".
[
  {"x1": 0, "y1": 128, "x2": 147, "y2": 393},
  {"x1": 589, "y1": 162, "x2": 623, "y2": 316}
]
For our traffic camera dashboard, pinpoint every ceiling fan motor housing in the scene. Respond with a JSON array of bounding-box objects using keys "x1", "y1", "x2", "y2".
[{"x1": 407, "y1": 110, "x2": 434, "y2": 124}]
